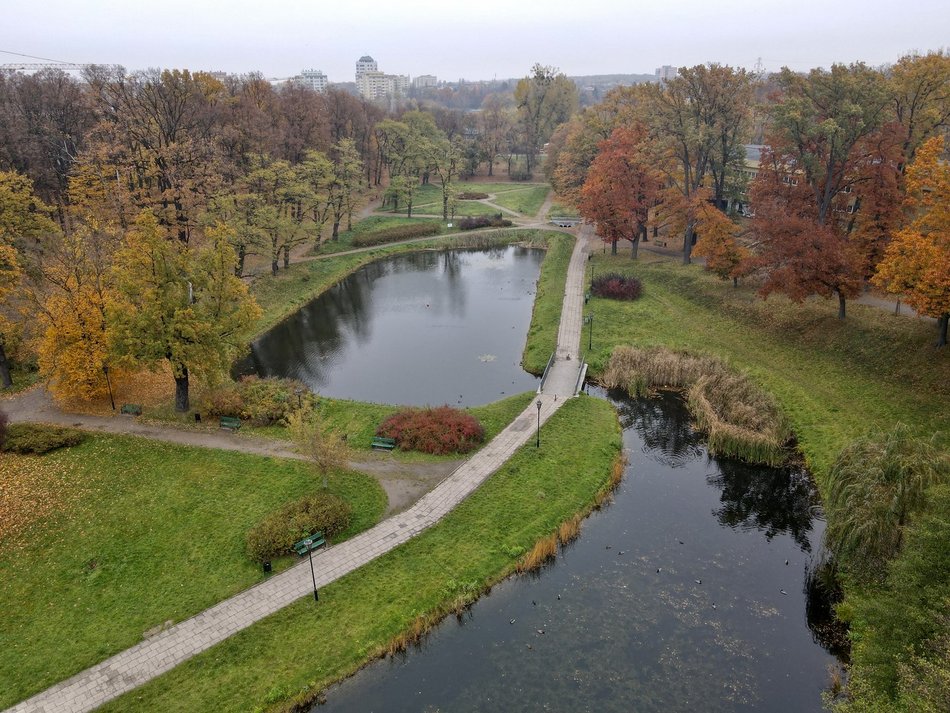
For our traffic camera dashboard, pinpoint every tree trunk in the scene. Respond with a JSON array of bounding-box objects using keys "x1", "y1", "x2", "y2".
[
  {"x1": 611, "y1": 238, "x2": 618, "y2": 256},
  {"x1": 630, "y1": 238, "x2": 639, "y2": 260},
  {"x1": 271, "y1": 257, "x2": 279, "y2": 276},
  {"x1": 837, "y1": 291, "x2": 847, "y2": 320},
  {"x1": 937, "y1": 314, "x2": 948, "y2": 348},
  {"x1": 332, "y1": 220, "x2": 340, "y2": 240},
  {"x1": 488, "y1": 159, "x2": 493, "y2": 177},
  {"x1": 0, "y1": 340, "x2": 12, "y2": 389},
  {"x1": 733, "y1": 276, "x2": 739, "y2": 288},
  {"x1": 443, "y1": 193, "x2": 449, "y2": 220},
  {"x1": 235, "y1": 244, "x2": 246, "y2": 277},
  {"x1": 174, "y1": 365, "x2": 189, "y2": 412},
  {"x1": 683, "y1": 225, "x2": 695, "y2": 265},
  {"x1": 283, "y1": 244, "x2": 291, "y2": 269},
  {"x1": 407, "y1": 198, "x2": 413, "y2": 218}
]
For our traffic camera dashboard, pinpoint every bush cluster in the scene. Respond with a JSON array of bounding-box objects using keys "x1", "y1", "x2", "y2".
[
  {"x1": 0, "y1": 423, "x2": 85, "y2": 454},
  {"x1": 377, "y1": 405, "x2": 485, "y2": 455},
  {"x1": 202, "y1": 376, "x2": 314, "y2": 426},
  {"x1": 351, "y1": 222, "x2": 441, "y2": 247},
  {"x1": 245, "y1": 493, "x2": 351, "y2": 563},
  {"x1": 458, "y1": 214, "x2": 513, "y2": 231},
  {"x1": 591, "y1": 272, "x2": 643, "y2": 301},
  {"x1": 457, "y1": 192, "x2": 489, "y2": 200}
]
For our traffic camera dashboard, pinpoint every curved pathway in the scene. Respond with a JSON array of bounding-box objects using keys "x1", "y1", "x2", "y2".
[{"x1": 5, "y1": 222, "x2": 590, "y2": 713}]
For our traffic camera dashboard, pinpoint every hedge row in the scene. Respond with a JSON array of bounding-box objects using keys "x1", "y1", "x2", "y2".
[
  {"x1": 351, "y1": 222, "x2": 442, "y2": 247},
  {"x1": 458, "y1": 214, "x2": 513, "y2": 231}
]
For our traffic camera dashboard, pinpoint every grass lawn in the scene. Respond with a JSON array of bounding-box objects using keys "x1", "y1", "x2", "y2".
[
  {"x1": 0, "y1": 436, "x2": 387, "y2": 709},
  {"x1": 548, "y1": 201, "x2": 580, "y2": 218},
  {"x1": 0, "y1": 363, "x2": 41, "y2": 395},
  {"x1": 523, "y1": 231, "x2": 576, "y2": 374},
  {"x1": 98, "y1": 395, "x2": 621, "y2": 713},
  {"x1": 490, "y1": 185, "x2": 550, "y2": 216},
  {"x1": 573, "y1": 252, "x2": 949, "y2": 480},
  {"x1": 313, "y1": 216, "x2": 450, "y2": 255}
]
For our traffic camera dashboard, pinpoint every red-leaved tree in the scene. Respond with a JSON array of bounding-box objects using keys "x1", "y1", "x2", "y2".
[{"x1": 578, "y1": 124, "x2": 661, "y2": 259}]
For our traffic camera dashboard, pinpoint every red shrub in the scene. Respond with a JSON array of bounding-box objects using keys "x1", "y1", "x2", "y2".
[
  {"x1": 591, "y1": 272, "x2": 642, "y2": 301},
  {"x1": 377, "y1": 406, "x2": 485, "y2": 455}
]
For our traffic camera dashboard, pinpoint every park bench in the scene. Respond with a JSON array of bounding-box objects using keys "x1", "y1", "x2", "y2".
[
  {"x1": 120, "y1": 403, "x2": 142, "y2": 416},
  {"x1": 371, "y1": 436, "x2": 396, "y2": 451},
  {"x1": 220, "y1": 416, "x2": 241, "y2": 431},
  {"x1": 292, "y1": 531, "x2": 326, "y2": 556}
]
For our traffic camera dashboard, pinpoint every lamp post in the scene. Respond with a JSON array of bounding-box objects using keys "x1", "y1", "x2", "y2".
[
  {"x1": 305, "y1": 539, "x2": 319, "y2": 602},
  {"x1": 102, "y1": 364, "x2": 115, "y2": 411},
  {"x1": 535, "y1": 398, "x2": 542, "y2": 448},
  {"x1": 585, "y1": 313, "x2": 594, "y2": 351}
]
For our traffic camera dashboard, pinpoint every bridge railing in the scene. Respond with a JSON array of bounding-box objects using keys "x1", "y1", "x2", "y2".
[{"x1": 537, "y1": 352, "x2": 556, "y2": 393}]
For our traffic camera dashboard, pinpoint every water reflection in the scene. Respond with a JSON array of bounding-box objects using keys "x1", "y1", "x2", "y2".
[
  {"x1": 237, "y1": 247, "x2": 542, "y2": 406},
  {"x1": 316, "y1": 390, "x2": 840, "y2": 713}
]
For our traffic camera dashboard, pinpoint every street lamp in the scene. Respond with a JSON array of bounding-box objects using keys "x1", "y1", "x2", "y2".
[
  {"x1": 585, "y1": 313, "x2": 594, "y2": 351},
  {"x1": 305, "y1": 539, "x2": 319, "y2": 602},
  {"x1": 535, "y1": 398, "x2": 542, "y2": 448},
  {"x1": 102, "y1": 364, "x2": 115, "y2": 411}
]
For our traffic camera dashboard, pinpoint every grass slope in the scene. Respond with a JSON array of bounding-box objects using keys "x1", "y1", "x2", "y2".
[
  {"x1": 522, "y1": 231, "x2": 575, "y2": 373},
  {"x1": 99, "y1": 396, "x2": 621, "y2": 713},
  {"x1": 0, "y1": 436, "x2": 387, "y2": 708},
  {"x1": 490, "y1": 185, "x2": 550, "y2": 216}
]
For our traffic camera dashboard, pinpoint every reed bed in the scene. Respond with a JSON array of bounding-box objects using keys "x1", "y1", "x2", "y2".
[{"x1": 603, "y1": 345, "x2": 790, "y2": 465}]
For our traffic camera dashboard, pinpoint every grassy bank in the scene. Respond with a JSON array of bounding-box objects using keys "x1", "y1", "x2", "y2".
[
  {"x1": 551, "y1": 252, "x2": 948, "y2": 476},
  {"x1": 522, "y1": 231, "x2": 575, "y2": 373},
  {"x1": 312, "y1": 216, "x2": 453, "y2": 255},
  {"x1": 490, "y1": 185, "x2": 550, "y2": 216},
  {"x1": 0, "y1": 436, "x2": 387, "y2": 709},
  {"x1": 97, "y1": 396, "x2": 621, "y2": 713}
]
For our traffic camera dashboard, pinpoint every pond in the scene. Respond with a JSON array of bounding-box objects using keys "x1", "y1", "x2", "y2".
[
  {"x1": 315, "y1": 390, "x2": 841, "y2": 712},
  {"x1": 236, "y1": 246, "x2": 542, "y2": 406}
]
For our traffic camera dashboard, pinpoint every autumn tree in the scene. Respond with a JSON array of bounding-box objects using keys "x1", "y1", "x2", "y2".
[
  {"x1": 514, "y1": 65, "x2": 579, "y2": 177},
  {"x1": 327, "y1": 139, "x2": 363, "y2": 239},
  {"x1": 286, "y1": 409, "x2": 350, "y2": 490},
  {"x1": 888, "y1": 51, "x2": 950, "y2": 170},
  {"x1": 0, "y1": 171, "x2": 58, "y2": 387},
  {"x1": 750, "y1": 63, "x2": 892, "y2": 318},
  {"x1": 477, "y1": 94, "x2": 514, "y2": 176},
  {"x1": 109, "y1": 214, "x2": 261, "y2": 411},
  {"x1": 643, "y1": 64, "x2": 754, "y2": 264},
  {"x1": 874, "y1": 136, "x2": 950, "y2": 346},
  {"x1": 34, "y1": 218, "x2": 122, "y2": 401},
  {"x1": 692, "y1": 203, "x2": 752, "y2": 286},
  {"x1": 578, "y1": 125, "x2": 661, "y2": 259}
]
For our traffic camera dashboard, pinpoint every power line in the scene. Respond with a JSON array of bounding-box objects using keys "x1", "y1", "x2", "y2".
[{"x1": 0, "y1": 48, "x2": 77, "y2": 65}]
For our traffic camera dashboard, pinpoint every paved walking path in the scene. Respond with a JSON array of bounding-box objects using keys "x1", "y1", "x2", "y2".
[{"x1": 6, "y1": 229, "x2": 589, "y2": 713}]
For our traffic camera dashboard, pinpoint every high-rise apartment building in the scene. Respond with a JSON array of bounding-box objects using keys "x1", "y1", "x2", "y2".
[{"x1": 296, "y1": 68, "x2": 328, "y2": 92}]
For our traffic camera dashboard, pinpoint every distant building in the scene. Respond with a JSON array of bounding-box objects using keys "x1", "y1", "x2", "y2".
[
  {"x1": 355, "y1": 55, "x2": 378, "y2": 82},
  {"x1": 655, "y1": 65, "x2": 678, "y2": 82},
  {"x1": 412, "y1": 74, "x2": 438, "y2": 88},
  {"x1": 295, "y1": 68, "x2": 328, "y2": 92}
]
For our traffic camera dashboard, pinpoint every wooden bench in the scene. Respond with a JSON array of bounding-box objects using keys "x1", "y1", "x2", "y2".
[
  {"x1": 120, "y1": 403, "x2": 142, "y2": 416},
  {"x1": 220, "y1": 416, "x2": 241, "y2": 431},
  {"x1": 292, "y1": 531, "x2": 326, "y2": 556},
  {"x1": 371, "y1": 436, "x2": 396, "y2": 451}
]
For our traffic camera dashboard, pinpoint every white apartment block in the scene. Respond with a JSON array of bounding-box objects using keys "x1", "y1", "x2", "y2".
[
  {"x1": 412, "y1": 74, "x2": 438, "y2": 88},
  {"x1": 295, "y1": 68, "x2": 328, "y2": 92},
  {"x1": 655, "y1": 65, "x2": 678, "y2": 82},
  {"x1": 355, "y1": 55, "x2": 378, "y2": 81}
]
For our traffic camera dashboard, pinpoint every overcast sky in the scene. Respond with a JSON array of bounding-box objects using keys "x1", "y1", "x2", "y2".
[{"x1": 3, "y1": 0, "x2": 947, "y2": 82}]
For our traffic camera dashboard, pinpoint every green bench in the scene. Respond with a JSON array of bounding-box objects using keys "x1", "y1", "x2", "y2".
[
  {"x1": 220, "y1": 416, "x2": 241, "y2": 431},
  {"x1": 292, "y1": 531, "x2": 326, "y2": 556},
  {"x1": 371, "y1": 436, "x2": 396, "y2": 451},
  {"x1": 120, "y1": 403, "x2": 142, "y2": 416}
]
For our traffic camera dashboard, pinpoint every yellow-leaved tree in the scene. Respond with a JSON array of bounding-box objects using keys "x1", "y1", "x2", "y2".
[
  {"x1": 874, "y1": 136, "x2": 950, "y2": 346},
  {"x1": 35, "y1": 219, "x2": 125, "y2": 401},
  {"x1": 0, "y1": 171, "x2": 58, "y2": 388},
  {"x1": 109, "y1": 214, "x2": 262, "y2": 411}
]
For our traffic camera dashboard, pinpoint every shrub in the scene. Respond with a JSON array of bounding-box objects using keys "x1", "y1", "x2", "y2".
[
  {"x1": 245, "y1": 492, "x2": 352, "y2": 563},
  {"x1": 351, "y1": 222, "x2": 441, "y2": 247},
  {"x1": 1, "y1": 423, "x2": 85, "y2": 454},
  {"x1": 202, "y1": 377, "x2": 314, "y2": 426},
  {"x1": 457, "y1": 192, "x2": 489, "y2": 200},
  {"x1": 591, "y1": 272, "x2": 643, "y2": 301},
  {"x1": 458, "y1": 213, "x2": 513, "y2": 231},
  {"x1": 377, "y1": 406, "x2": 485, "y2": 455}
]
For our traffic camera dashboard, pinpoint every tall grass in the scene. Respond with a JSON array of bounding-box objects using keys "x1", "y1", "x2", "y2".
[{"x1": 602, "y1": 345, "x2": 790, "y2": 465}]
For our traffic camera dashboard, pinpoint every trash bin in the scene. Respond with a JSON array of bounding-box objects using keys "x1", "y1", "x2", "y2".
[{"x1": 262, "y1": 561, "x2": 272, "y2": 573}]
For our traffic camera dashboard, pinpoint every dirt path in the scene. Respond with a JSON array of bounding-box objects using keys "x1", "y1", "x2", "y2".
[{"x1": 1, "y1": 387, "x2": 461, "y2": 516}]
